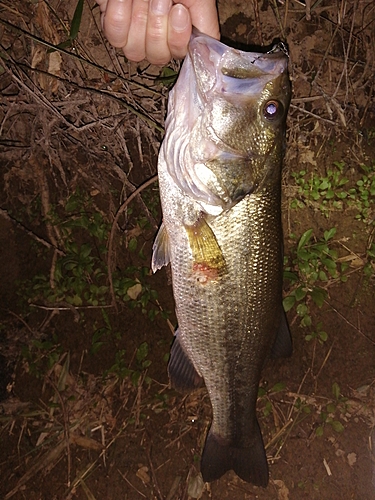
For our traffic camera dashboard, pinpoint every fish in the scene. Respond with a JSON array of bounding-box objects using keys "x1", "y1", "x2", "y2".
[{"x1": 152, "y1": 30, "x2": 292, "y2": 487}]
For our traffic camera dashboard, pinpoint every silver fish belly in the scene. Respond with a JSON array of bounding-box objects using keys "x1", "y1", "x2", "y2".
[{"x1": 152, "y1": 31, "x2": 292, "y2": 487}]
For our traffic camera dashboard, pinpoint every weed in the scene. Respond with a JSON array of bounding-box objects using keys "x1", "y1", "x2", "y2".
[
  {"x1": 290, "y1": 161, "x2": 348, "y2": 217},
  {"x1": 347, "y1": 163, "x2": 375, "y2": 222},
  {"x1": 258, "y1": 381, "x2": 286, "y2": 418},
  {"x1": 364, "y1": 242, "x2": 375, "y2": 279},
  {"x1": 21, "y1": 335, "x2": 63, "y2": 378},
  {"x1": 283, "y1": 228, "x2": 348, "y2": 335},
  {"x1": 105, "y1": 341, "x2": 152, "y2": 386},
  {"x1": 19, "y1": 190, "x2": 164, "y2": 320},
  {"x1": 315, "y1": 383, "x2": 347, "y2": 436},
  {"x1": 291, "y1": 160, "x2": 375, "y2": 222}
]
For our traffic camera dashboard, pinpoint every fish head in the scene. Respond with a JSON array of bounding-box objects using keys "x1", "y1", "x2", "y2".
[
  {"x1": 162, "y1": 32, "x2": 291, "y2": 213},
  {"x1": 189, "y1": 32, "x2": 291, "y2": 162}
]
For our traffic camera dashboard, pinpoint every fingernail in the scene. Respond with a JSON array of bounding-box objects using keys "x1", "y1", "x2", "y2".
[
  {"x1": 150, "y1": 0, "x2": 170, "y2": 15},
  {"x1": 170, "y1": 4, "x2": 189, "y2": 32}
]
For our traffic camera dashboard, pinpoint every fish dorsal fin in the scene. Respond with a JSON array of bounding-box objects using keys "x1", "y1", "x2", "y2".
[
  {"x1": 168, "y1": 329, "x2": 204, "y2": 393},
  {"x1": 151, "y1": 222, "x2": 170, "y2": 273}
]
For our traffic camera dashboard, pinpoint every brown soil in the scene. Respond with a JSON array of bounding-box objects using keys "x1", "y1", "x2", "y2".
[{"x1": 0, "y1": 1, "x2": 374, "y2": 499}]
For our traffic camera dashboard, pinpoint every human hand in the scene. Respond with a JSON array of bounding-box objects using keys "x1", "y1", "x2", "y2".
[{"x1": 96, "y1": 0, "x2": 220, "y2": 65}]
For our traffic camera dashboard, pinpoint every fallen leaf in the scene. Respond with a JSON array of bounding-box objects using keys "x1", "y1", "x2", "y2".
[
  {"x1": 127, "y1": 283, "x2": 142, "y2": 300},
  {"x1": 188, "y1": 474, "x2": 205, "y2": 499},
  {"x1": 136, "y1": 466, "x2": 150, "y2": 484},
  {"x1": 273, "y1": 479, "x2": 290, "y2": 500},
  {"x1": 347, "y1": 452, "x2": 357, "y2": 466}
]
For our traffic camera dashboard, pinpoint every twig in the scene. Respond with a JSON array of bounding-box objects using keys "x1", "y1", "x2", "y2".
[
  {"x1": 0, "y1": 19, "x2": 161, "y2": 96},
  {"x1": 289, "y1": 104, "x2": 337, "y2": 125},
  {"x1": 146, "y1": 445, "x2": 165, "y2": 500},
  {"x1": 117, "y1": 469, "x2": 147, "y2": 498},
  {"x1": 313, "y1": 341, "x2": 335, "y2": 391},
  {"x1": 0, "y1": 208, "x2": 65, "y2": 255},
  {"x1": 326, "y1": 301, "x2": 375, "y2": 346}
]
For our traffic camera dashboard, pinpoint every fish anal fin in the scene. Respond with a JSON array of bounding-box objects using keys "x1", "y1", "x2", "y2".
[
  {"x1": 151, "y1": 222, "x2": 170, "y2": 273},
  {"x1": 271, "y1": 308, "x2": 293, "y2": 358},
  {"x1": 185, "y1": 215, "x2": 226, "y2": 281},
  {"x1": 168, "y1": 330, "x2": 204, "y2": 393},
  {"x1": 201, "y1": 422, "x2": 269, "y2": 486}
]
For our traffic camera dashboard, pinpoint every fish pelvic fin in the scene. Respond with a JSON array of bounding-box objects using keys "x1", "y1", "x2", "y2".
[
  {"x1": 271, "y1": 308, "x2": 293, "y2": 358},
  {"x1": 168, "y1": 329, "x2": 204, "y2": 393},
  {"x1": 185, "y1": 215, "x2": 226, "y2": 283},
  {"x1": 151, "y1": 222, "x2": 170, "y2": 273},
  {"x1": 200, "y1": 423, "x2": 269, "y2": 487}
]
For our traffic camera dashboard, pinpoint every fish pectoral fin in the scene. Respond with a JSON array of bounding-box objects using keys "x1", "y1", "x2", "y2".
[
  {"x1": 168, "y1": 329, "x2": 204, "y2": 393},
  {"x1": 151, "y1": 222, "x2": 170, "y2": 273},
  {"x1": 201, "y1": 421, "x2": 269, "y2": 486},
  {"x1": 185, "y1": 216, "x2": 226, "y2": 278},
  {"x1": 271, "y1": 308, "x2": 293, "y2": 358}
]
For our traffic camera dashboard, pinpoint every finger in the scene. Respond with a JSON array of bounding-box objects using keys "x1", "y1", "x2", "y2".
[
  {"x1": 145, "y1": 0, "x2": 173, "y2": 65},
  {"x1": 167, "y1": 4, "x2": 191, "y2": 60},
  {"x1": 124, "y1": 0, "x2": 150, "y2": 62},
  {"x1": 96, "y1": 0, "x2": 108, "y2": 15},
  {"x1": 101, "y1": 0, "x2": 132, "y2": 47},
  {"x1": 176, "y1": 0, "x2": 220, "y2": 40}
]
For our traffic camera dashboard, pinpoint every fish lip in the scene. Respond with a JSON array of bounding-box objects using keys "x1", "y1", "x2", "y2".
[{"x1": 189, "y1": 29, "x2": 289, "y2": 80}]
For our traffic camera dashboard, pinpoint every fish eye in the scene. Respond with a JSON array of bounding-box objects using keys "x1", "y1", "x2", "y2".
[{"x1": 263, "y1": 100, "x2": 283, "y2": 120}]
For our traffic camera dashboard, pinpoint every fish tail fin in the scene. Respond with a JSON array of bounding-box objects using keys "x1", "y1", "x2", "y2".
[
  {"x1": 200, "y1": 422, "x2": 269, "y2": 487},
  {"x1": 271, "y1": 308, "x2": 293, "y2": 358}
]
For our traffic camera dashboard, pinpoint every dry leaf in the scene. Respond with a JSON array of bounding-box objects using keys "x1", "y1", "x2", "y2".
[
  {"x1": 274, "y1": 479, "x2": 290, "y2": 500},
  {"x1": 347, "y1": 452, "x2": 357, "y2": 466},
  {"x1": 127, "y1": 283, "x2": 142, "y2": 300},
  {"x1": 187, "y1": 474, "x2": 205, "y2": 499},
  {"x1": 136, "y1": 466, "x2": 150, "y2": 484}
]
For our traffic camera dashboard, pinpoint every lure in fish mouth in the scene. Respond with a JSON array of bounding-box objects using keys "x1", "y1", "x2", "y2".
[{"x1": 152, "y1": 30, "x2": 292, "y2": 487}]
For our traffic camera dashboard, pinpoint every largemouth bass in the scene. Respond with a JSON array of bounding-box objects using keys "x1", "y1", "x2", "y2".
[{"x1": 152, "y1": 31, "x2": 292, "y2": 487}]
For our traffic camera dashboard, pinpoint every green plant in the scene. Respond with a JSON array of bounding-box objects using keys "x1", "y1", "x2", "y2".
[
  {"x1": 291, "y1": 162, "x2": 349, "y2": 216},
  {"x1": 21, "y1": 335, "x2": 63, "y2": 378},
  {"x1": 283, "y1": 228, "x2": 348, "y2": 333},
  {"x1": 364, "y1": 242, "x2": 375, "y2": 279},
  {"x1": 19, "y1": 190, "x2": 164, "y2": 320},
  {"x1": 258, "y1": 381, "x2": 286, "y2": 417},
  {"x1": 315, "y1": 383, "x2": 347, "y2": 436},
  {"x1": 291, "y1": 160, "x2": 375, "y2": 222},
  {"x1": 347, "y1": 163, "x2": 375, "y2": 222},
  {"x1": 105, "y1": 341, "x2": 152, "y2": 386}
]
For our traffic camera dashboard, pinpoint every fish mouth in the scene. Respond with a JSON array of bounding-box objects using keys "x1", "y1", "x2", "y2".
[{"x1": 189, "y1": 29, "x2": 289, "y2": 96}]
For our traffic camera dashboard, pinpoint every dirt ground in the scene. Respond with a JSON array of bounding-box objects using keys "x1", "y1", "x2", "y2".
[{"x1": 0, "y1": 1, "x2": 375, "y2": 499}]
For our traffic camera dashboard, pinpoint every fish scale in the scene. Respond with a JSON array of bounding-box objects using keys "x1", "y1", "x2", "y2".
[{"x1": 152, "y1": 30, "x2": 292, "y2": 486}]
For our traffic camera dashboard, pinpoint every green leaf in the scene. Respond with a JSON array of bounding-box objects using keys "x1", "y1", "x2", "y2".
[
  {"x1": 316, "y1": 426, "x2": 324, "y2": 437},
  {"x1": 319, "y1": 330, "x2": 328, "y2": 342},
  {"x1": 283, "y1": 295, "x2": 295, "y2": 312},
  {"x1": 298, "y1": 229, "x2": 313, "y2": 251},
  {"x1": 310, "y1": 287, "x2": 326, "y2": 307},
  {"x1": 70, "y1": 0, "x2": 84, "y2": 40},
  {"x1": 80, "y1": 243, "x2": 92, "y2": 258},
  {"x1": 271, "y1": 382, "x2": 286, "y2": 393},
  {"x1": 324, "y1": 227, "x2": 337, "y2": 241},
  {"x1": 128, "y1": 237, "x2": 137, "y2": 252},
  {"x1": 156, "y1": 66, "x2": 178, "y2": 86},
  {"x1": 331, "y1": 420, "x2": 344, "y2": 433},
  {"x1": 136, "y1": 342, "x2": 149, "y2": 363},
  {"x1": 301, "y1": 314, "x2": 312, "y2": 327},
  {"x1": 332, "y1": 382, "x2": 341, "y2": 400},
  {"x1": 295, "y1": 286, "x2": 306, "y2": 301},
  {"x1": 296, "y1": 303, "x2": 308, "y2": 316}
]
